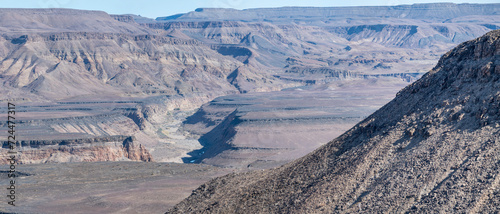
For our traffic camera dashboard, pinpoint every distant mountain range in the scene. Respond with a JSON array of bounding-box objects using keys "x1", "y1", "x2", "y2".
[
  {"x1": 1, "y1": 3, "x2": 499, "y2": 101},
  {"x1": 156, "y1": 3, "x2": 500, "y2": 22}
]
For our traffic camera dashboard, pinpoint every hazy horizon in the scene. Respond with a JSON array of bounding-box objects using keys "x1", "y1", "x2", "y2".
[{"x1": 0, "y1": 0, "x2": 499, "y2": 19}]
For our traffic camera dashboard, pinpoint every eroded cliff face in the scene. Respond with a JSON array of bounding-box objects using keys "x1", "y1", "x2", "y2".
[
  {"x1": 167, "y1": 30, "x2": 500, "y2": 214},
  {"x1": 122, "y1": 136, "x2": 153, "y2": 162},
  {"x1": 0, "y1": 136, "x2": 152, "y2": 164},
  {"x1": 0, "y1": 33, "x2": 242, "y2": 98}
]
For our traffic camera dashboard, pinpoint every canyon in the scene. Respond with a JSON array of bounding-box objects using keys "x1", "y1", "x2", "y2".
[{"x1": 0, "y1": 3, "x2": 499, "y2": 213}]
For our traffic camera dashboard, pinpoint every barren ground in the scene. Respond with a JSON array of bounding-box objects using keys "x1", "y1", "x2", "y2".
[{"x1": 0, "y1": 162, "x2": 232, "y2": 214}]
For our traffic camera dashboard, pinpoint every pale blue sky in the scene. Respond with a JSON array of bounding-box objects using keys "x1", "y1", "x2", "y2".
[{"x1": 1, "y1": 0, "x2": 498, "y2": 18}]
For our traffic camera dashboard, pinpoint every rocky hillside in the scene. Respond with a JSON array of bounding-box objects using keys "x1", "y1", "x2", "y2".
[{"x1": 167, "y1": 30, "x2": 500, "y2": 213}]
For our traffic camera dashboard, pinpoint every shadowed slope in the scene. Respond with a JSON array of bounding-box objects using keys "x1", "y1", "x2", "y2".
[{"x1": 167, "y1": 30, "x2": 500, "y2": 213}]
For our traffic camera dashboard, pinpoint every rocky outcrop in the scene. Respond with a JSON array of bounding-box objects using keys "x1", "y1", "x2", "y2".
[
  {"x1": 213, "y1": 45, "x2": 252, "y2": 64},
  {"x1": 111, "y1": 15, "x2": 136, "y2": 23},
  {"x1": 122, "y1": 136, "x2": 153, "y2": 162},
  {"x1": 167, "y1": 30, "x2": 500, "y2": 214}
]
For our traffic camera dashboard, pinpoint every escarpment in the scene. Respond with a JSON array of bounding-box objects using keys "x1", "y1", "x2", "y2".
[{"x1": 0, "y1": 135, "x2": 152, "y2": 164}]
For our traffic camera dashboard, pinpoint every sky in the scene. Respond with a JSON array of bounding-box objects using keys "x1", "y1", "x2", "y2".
[{"x1": 0, "y1": 0, "x2": 499, "y2": 18}]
